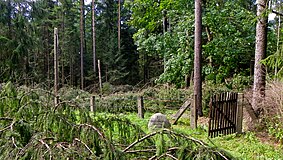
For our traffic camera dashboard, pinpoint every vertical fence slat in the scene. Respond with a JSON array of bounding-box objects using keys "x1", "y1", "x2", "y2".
[
  {"x1": 215, "y1": 95, "x2": 222, "y2": 136},
  {"x1": 208, "y1": 92, "x2": 240, "y2": 138},
  {"x1": 208, "y1": 98, "x2": 213, "y2": 137}
]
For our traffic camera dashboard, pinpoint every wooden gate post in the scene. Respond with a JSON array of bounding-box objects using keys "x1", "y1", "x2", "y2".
[
  {"x1": 90, "y1": 95, "x2": 95, "y2": 113},
  {"x1": 236, "y1": 93, "x2": 244, "y2": 134},
  {"x1": 137, "y1": 96, "x2": 144, "y2": 119}
]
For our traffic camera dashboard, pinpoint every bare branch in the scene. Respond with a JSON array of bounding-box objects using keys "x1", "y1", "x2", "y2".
[
  {"x1": 125, "y1": 148, "x2": 156, "y2": 153},
  {"x1": 165, "y1": 153, "x2": 178, "y2": 160},
  {"x1": 0, "y1": 117, "x2": 13, "y2": 121},
  {"x1": 155, "y1": 151, "x2": 178, "y2": 160},
  {"x1": 39, "y1": 139, "x2": 51, "y2": 151},
  {"x1": 77, "y1": 124, "x2": 115, "y2": 153},
  {"x1": 272, "y1": 10, "x2": 283, "y2": 17},
  {"x1": 77, "y1": 124, "x2": 106, "y2": 139},
  {"x1": 123, "y1": 131, "x2": 159, "y2": 152},
  {"x1": 123, "y1": 129, "x2": 207, "y2": 153},
  {"x1": 213, "y1": 151, "x2": 230, "y2": 160},
  {"x1": 148, "y1": 155, "x2": 157, "y2": 160},
  {"x1": 0, "y1": 121, "x2": 15, "y2": 133},
  {"x1": 74, "y1": 138, "x2": 94, "y2": 155},
  {"x1": 12, "y1": 137, "x2": 18, "y2": 148}
]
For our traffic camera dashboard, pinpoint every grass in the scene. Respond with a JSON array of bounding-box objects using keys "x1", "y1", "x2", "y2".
[{"x1": 116, "y1": 110, "x2": 283, "y2": 159}]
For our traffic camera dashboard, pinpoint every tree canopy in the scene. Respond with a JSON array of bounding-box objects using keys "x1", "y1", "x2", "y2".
[{"x1": 0, "y1": 0, "x2": 280, "y2": 89}]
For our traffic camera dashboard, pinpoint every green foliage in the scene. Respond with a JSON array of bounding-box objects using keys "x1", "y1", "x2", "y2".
[
  {"x1": 266, "y1": 116, "x2": 283, "y2": 142},
  {"x1": 127, "y1": 0, "x2": 256, "y2": 87},
  {"x1": 0, "y1": 83, "x2": 237, "y2": 159},
  {"x1": 262, "y1": 42, "x2": 283, "y2": 80},
  {"x1": 102, "y1": 82, "x2": 113, "y2": 95},
  {"x1": 0, "y1": 83, "x2": 141, "y2": 159}
]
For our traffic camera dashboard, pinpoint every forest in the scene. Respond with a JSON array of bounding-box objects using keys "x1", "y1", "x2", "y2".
[{"x1": 1, "y1": 0, "x2": 283, "y2": 159}]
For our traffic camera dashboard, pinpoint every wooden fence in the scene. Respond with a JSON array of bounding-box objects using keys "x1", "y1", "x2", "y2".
[{"x1": 208, "y1": 92, "x2": 243, "y2": 138}]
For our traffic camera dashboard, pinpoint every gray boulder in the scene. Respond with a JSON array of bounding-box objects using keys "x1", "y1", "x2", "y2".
[{"x1": 148, "y1": 113, "x2": 171, "y2": 130}]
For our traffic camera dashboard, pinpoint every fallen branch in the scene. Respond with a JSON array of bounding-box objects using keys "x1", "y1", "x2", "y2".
[
  {"x1": 77, "y1": 124, "x2": 106, "y2": 139},
  {"x1": 39, "y1": 138, "x2": 52, "y2": 160},
  {"x1": 125, "y1": 148, "x2": 156, "y2": 154},
  {"x1": 213, "y1": 150, "x2": 230, "y2": 160},
  {"x1": 0, "y1": 121, "x2": 15, "y2": 133},
  {"x1": 39, "y1": 139, "x2": 51, "y2": 151},
  {"x1": 160, "y1": 153, "x2": 178, "y2": 160},
  {"x1": 148, "y1": 155, "x2": 157, "y2": 160},
  {"x1": 77, "y1": 123, "x2": 115, "y2": 153},
  {"x1": 74, "y1": 138, "x2": 94, "y2": 155},
  {"x1": 123, "y1": 129, "x2": 206, "y2": 153},
  {"x1": 123, "y1": 130, "x2": 160, "y2": 152},
  {"x1": 55, "y1": 142, "x2": 69, "y2": 150}
]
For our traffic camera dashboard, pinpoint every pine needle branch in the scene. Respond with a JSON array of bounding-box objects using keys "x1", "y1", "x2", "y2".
[
  {"x1": 0, "y1": 121, "x2": 15, "y2": 133},
  {"x1": 123, "y1": 130, "x2": 160, "y2": 152},
  {"x1": 77, "y1": 123, "x2": 115, "y2": 153},
  {"x1": 77, "y1": 124, "x2": 106, "y2": 139}
]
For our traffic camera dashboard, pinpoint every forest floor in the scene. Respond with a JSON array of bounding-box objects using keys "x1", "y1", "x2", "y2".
[{"x1": 123, "y1": 110, "x2": 283, "y2": 159}]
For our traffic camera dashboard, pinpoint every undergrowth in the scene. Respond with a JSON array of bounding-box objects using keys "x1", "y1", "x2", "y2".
[
  {"x1": 259, "y1": 81, "x2": 283, "y2": 143},
  {"x1": 1, "y1": 82, "x2": 281, "y2": 159},
  {"x1": 0, "y1": 82, "x2": 234, "y2": 159}
]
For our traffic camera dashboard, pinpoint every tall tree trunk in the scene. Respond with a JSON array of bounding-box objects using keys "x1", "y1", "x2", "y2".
[
  {"x1": 61, "y1": 11, "x2": 65, "y2": 86},
  {"x1": 275, "y1": 0, "x2": 281, "y2": 75},
  {"x1": 7, "y1": 0, "x2": 12, "y2": 38},
  {"x1": 252, "y1": 0, "x2": 267, "y2": 118},
  {"x1": 54, "y1": 28, "x2": 59, "y2": 106},
  {"x1": 118, "y1": 0, "x2": 121, "y2": 51},
  {"x1": 194, "y1": 0, "x2": 203, "y2": 118},
  {"x1": 80, "y1": 0, "x2": 84, "y2": 89},
  {"x1": 92, "y1": 0, "x2": 96, "y2": 74}
]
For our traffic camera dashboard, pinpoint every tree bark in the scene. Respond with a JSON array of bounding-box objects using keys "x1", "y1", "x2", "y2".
[
  {"x1": 193, "y1": 0, "x2": 203, "y2": 119},
  {"x1": 252, "y1": 0, "x2": 267, "y2": 117},
  {"x1": 92, "y1": 0, "x2": 96, "y2": 74},
  {"x1": 80, "y1": 0, "x2": 84, "y2": 89},
  {"x1": 54, "y1": 28, "x2": 59, "y2": 106},
  {"x1": 118, "y1": 0, "x2": 121, "y2": 51}
]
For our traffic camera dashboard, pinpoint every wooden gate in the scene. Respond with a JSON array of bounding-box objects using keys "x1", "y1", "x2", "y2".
[{"x1": 208, "y1": 92, "x2": 238, "y2": 138}]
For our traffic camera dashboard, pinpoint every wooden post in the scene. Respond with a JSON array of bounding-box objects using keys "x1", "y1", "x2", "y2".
[
  {"x1": 98, "y1": 59, "x2": 102, "y2": 95},
  {"x1": 190, "y1": 95, "x2": 197, "y2": 129},
  {"x1": 172, "y1": 99, "x2": 191, "y2": 125},
  {"x1": 90, "y1": 95, "x2": 95, "y2": 113},
  {"x1": 236, "y1": 93, "x2": 244, "y2": 134},
  {"x1": 54, "y1": 28, "x2": 59, "y2": 106},
  {"x1": 185, "y1": 74, "x2": 190, "y2": 88},
  {"x1": 137, "y1": 96, "x2": 144, "y2": 119}
]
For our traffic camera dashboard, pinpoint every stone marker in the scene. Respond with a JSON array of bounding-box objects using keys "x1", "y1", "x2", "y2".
[{"x1": 148, "y1": 113, "x2": 171, "y2": 131}]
